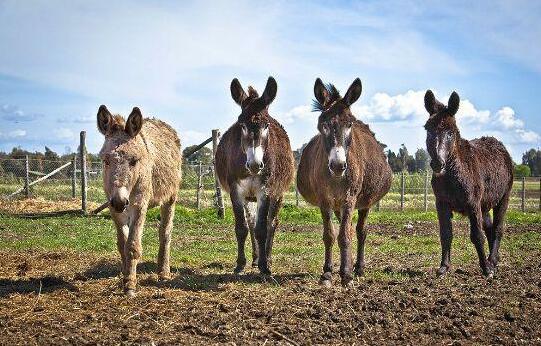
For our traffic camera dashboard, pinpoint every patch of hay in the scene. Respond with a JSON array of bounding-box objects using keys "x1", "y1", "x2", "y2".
[{"x1": 0, "y1": 197, "x2": 100, "y2": 214}]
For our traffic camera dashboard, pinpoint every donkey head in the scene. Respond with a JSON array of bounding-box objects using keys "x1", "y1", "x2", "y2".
[
  {"x1": 97, "y1": 105, "x2": 149, "y2": 213},
  {"x1": 230, "y1": 77, "x2": 277, "y2": 175},
  {"x1": 424, "y1": 90, "x2": 460, "y2": 176},
  {"x1": 313, "y1": 78, "x2": 362, "y2": 177}
]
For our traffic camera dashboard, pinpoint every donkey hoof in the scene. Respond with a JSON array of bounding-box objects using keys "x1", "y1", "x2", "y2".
[
  {"x1": 354, "y1": 265, "x2": 365, "y2": 276},
  {"x1": 341, "y1": 274, "x2": 354, "y2": 287},
  {"x1": 125, "y1": 289, "x2": 136, "y2": 298},
  {"x1": 436, "y1": 266, "x2": 449, "y2": 277},
  {"x1": 233, "y1": 266, "x2": 245, "y2": 275},
  {"x1": 319, "y1": 279, "x2": 332, "y2": 288},
  {"x1": 158, "y1": 272, "x2": 171, "y2": 281},
  {"x1": 485, "y1": 271, "x2": 494, "y2": 280},
  {"x1": 258, "y1": 266, "x2": 272, "y2": 276},
  {"x1": 251, "y1": 260, "x2": 258, "y2": 268}
]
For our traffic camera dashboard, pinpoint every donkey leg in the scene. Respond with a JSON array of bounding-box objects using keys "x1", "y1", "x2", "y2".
[
  {"x1": 354, "y1": 209, "x2": 370, "y2": 276},
  {"x1": 338, "y1": 203, "x2": 355, "y2": 287},
  {"x1": 436, "y1": 200, "x2": 453, "y2": 276},
  {"x1": 157, "y1": 199, "x2": 175, "y2": 280},
  {"x1": 124, "y1": 203, "x2": 148, "y2": 296},
  {"x1": 111, "y1": 210, "x2": 129, "y2": 276},
  {"x1": 231, "y1": 188, "x2": 249, "y2": 274},
  {"x1": 265, "y1": 197, "x2": 283, "y2": 266},
  {"x1": 244, "y1": 202, "x2": 259, "y2": 268},
  {"x1": 482, "y1": 211, "x2": 494, "y2": 257},
  {"x1": 490, "y1": 191, "x2": 510, "y2": 268},
  {"x1": 255, "y1": 195, "x2": 271, "y2": 275},
  {"x1": 319, "y1": 206, "x2": 335, "y2": 287},
  {"x1": 469, "y1": 207, "x2": 491, "y2": 277}
]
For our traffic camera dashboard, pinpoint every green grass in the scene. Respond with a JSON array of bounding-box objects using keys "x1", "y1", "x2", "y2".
[
  {"x1": 0, "y1": 205, "x2": 539, "y2": 283},
  {"x1": 145, "y1": 204, "x2": 541, "y2": 226}
]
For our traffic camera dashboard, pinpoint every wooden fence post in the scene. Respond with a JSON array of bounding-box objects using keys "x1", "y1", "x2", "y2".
[
  {"x1": 80, "y1": 131, "x2": 88, "y2": 214},
  {"x1": 71, "y1": 155, "x2": 77, "y2": 198},
  {"x1": 424, "y1": 169, "x2": 429, "y2": 212},
  {"x1": 521, "y1": 176, "x2": 526, "y2": 212},
  {"x1": 400, "y1": 171, "x2": 405, "y2": 211},
  {"x1": 24, "y1": 155, "x2": 30, "y2": 198},
  {"x1": 196, "y1": 162, "x2": 203, "y2": 210},
  {"x1": 212, "y1": 129, "x2": 225, "y2": 218}
]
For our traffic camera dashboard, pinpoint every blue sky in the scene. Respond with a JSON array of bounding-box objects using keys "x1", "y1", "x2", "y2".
[{"x1": 0, "y1": 0, "x2": 540, "y2": 161}]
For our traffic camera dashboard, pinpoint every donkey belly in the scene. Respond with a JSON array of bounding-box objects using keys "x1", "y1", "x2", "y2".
[{"x1": 238, "y1": 176, "x2": 264, "y2": 202}]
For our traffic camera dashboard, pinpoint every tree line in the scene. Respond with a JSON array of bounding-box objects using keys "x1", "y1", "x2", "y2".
[{"x1": 1, "y1": 145, "x2": 540, "y2": 178}]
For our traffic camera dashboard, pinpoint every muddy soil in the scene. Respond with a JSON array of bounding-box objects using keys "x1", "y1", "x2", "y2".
[{"x1": 0, "y1": 225, "x2": 540, "y2": 345}]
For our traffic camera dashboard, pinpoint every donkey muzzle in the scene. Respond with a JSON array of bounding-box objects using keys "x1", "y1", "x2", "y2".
[
  {"x1": 110, "y1": 196, "x2": 129, "y2": 213},
  {"x1": 430, "y1": 159, "x2": 445, "y2": 175},
  {"x1": 328, "y1": 161, "x2": 347, "y2": 177},
  {"x1": 246, "y1": 161, "x2": 264, "y2": 175}
]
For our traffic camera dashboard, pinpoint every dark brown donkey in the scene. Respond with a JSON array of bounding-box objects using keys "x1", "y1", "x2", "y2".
[
  {"x1": 424, "y1": 90, "x2": 513, "y2": 278},
  {"x1": 297, "y1": 78, "x2": 392, "y2": 286},
  {"x1": 215, "y1": 77, "x2": 294, "y2": 275}
]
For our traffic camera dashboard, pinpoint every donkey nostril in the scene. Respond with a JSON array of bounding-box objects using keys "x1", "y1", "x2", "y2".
[
  {"x1": 259, "y1": 162, "x2": 264, "y2": 169},
  {"x1": 341, "y1": 163, "x2": 347, "y2": 171},
  {"x1": 123, "y1": 199, "x2": 129, "y2": 207}
]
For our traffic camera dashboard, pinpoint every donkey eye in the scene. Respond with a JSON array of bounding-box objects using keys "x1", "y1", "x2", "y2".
[{"x1": 129, "y1": 159, "x2": 137, "y2": 167}]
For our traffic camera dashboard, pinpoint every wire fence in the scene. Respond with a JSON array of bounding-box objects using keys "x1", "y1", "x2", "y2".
[{"x1": 1, "y1": 157, "x2": 540, "y2": 212}]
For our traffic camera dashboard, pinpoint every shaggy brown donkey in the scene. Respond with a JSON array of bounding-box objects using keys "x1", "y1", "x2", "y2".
[
  {"x1": 297, "y1": 78, "x2": 392, "y2": 286},
  {"x1": 424, "y1": 90, "x2": 513, "y2": 278},
  {"x1": 97, "y1": 106, "x2": 182, "y2": 296},
  {"x1": 215, "y1": 77, "x2": 294, "y2": 275}
]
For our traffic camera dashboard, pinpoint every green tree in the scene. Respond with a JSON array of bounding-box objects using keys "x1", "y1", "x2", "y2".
[
  {"x1": 183, "y1": 145, "x2": 213, "y2": 164},
  {"x1": 522, "y1": 149, "x2": 541, "y2": 176},
  {"x1": 514, "y1": 164, "x2": 531, "y2": 178},
  {"x1": 414, "y1": 148, "x2": 430, "y2": 172},
  {"x1": 386, "y1": 149, "x2": 401, "y2": 173}
]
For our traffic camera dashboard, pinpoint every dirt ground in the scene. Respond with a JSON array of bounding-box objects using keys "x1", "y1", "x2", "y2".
[{"x1": 0, "y1": 224, "x2": 540, "y2": 345}]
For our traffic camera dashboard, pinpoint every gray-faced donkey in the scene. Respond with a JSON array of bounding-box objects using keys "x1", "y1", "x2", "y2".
[{"x1": 97, "y1": 105, "x2": 182, "y2": 296}]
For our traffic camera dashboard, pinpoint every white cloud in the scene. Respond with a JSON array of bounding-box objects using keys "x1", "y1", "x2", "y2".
[
  {"x1": 54, "y1": 128, "x2": 75, "y2": 140},
  {"x1": 179, "y1": 130, "x2": 210, "y2": 148},
  {"x1": 494, "y1": 107, "x2": 523, "y2": 129},
  {"x1": 275, "y1": 105, "x2": 314, "y2": 125},
  {"x1": 1, "y1": 104, "x2": 42, "y2": 122},
  {"x1": 283, "y1": 89, "x2": 540, "y2": 160},
  {"x1": 1, "y1": 129, "x2": 27, "y2": 138}
]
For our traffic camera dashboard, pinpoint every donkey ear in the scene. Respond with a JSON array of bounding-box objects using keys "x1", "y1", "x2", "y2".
[
  {"x1": 343, "y1": 78, "x2": 362, "y2": 106},
  {"x1": 260, "y1": 76, "x2": 277, "y2": 107},
  {"x1": 314, "y1": 78, "x2": 329, "y2": 107},
  {"x1": 230, "y1": 78, "x2": 248, "y2": 106},
  {"x1": 424, "y1": 90, "x2": 437, "y2": 115},
  {"x1": 447, "y1": 91, "x2": 460, "y2": 116},
  {"x1": 126, "y1": 107, "x2": 143, "y2": 137},
  {"x1": 97, "y1": 105, "x2": 112, "y2": 135}
]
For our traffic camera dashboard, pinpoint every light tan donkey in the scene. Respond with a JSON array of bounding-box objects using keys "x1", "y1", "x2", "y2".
[{"x1": 97, "y1": 105, "x2": 182, "y2": 296}]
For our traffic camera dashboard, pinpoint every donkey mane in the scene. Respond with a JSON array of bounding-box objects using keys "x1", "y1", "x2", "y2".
[
  {"x1": 311, "y1": 83, "x2": 341, "y2": 112},
  {"x1": 237, "y1": 86, "x2": 271, "y2": 124}
]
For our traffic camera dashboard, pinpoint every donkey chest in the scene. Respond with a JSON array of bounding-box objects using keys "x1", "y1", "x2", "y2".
[
  {"x1": 432, "y1": 176, "x2": 473, "y2": 212},
  {"x1": 238, "y1": 176, "x2": 265, "y2": 201}
]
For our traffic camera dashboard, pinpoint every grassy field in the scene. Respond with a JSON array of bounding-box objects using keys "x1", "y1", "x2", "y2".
[
  {"x1": 0, "y1": 206, "x2": 540, "y2": 344},
  {"x1": 2, "y1": 174, "x2": 541, "y2": 211}
]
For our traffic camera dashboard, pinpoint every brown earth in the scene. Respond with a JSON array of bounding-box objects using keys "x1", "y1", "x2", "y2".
[{"x1": 0, "y1": 225, "x2": 540, "y2": 345}]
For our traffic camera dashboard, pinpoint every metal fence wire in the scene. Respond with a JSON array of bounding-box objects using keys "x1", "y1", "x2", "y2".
[{"x1": 1, "y1": 157, "x2": 540, "y2": 212}]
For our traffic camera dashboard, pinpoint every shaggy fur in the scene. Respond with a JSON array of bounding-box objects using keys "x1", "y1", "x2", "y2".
[
  {"x1": 424, "y1": 90, "x2": 513, "y2": 278},
  {"x1": 297, "y1": 78, "x2": 392, "y2": 286},
  {"x1": 97, "y1": 105, "x2": 182, "y2": 295},
  {"x1": 215, "y1": 77, "x2": 294, "y2": 275}
]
